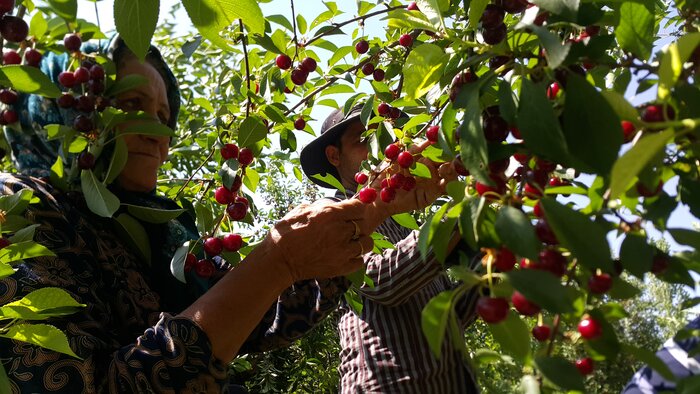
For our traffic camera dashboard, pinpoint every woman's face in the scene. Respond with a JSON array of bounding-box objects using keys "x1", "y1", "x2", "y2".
[{"x1": 114, "y1": 55, "x2": 171, "y2": 193}]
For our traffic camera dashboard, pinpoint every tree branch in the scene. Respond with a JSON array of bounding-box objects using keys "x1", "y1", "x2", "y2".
[
  {"x1": 304, "y1": 5, "x2": 406, "y2": 48},
  {"x1": 240, "y1": 20, "x2": 251, "y2": 118}
]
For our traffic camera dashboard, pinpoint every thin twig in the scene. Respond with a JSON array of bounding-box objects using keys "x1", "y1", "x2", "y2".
[
  {"x1": 304, "y1": 5, "x2": 406, "y2": 48},
  {"x1": 240, "y1": 20, "x2": 251, "y2": 118},
  {"x1": 175, "y1": 149, "x2": 216, "y2": 200},
  {"x1": 290, "y1": 0, "x2": 299, "y2": 60}
]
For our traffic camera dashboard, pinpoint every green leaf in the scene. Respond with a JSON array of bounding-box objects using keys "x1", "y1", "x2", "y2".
[
  {"x1": 104, "y1": 137, "x2": 128, "y2": 184},
  {"x1": 311, "y1": 174, "x2": 345, "y2": 194},
  {"x1": 669, "y1": 228, "x2": 700, "y2": 250},
  {"x1": 409, "y1": 162, "x2": 432, "y2": 178},
  {"x1": 124, "y1": 205, "x2": 185, "y2": 224},
  {"x1": 601, "y1": 90, "x2": 639, "y2": 121},
  {"x1": 526, "y1": 25, "x2": 571, "y2": 69},
  {"x1": 535, "y1": 356, "x2": 585, "y2": 391},
  {"x1": 391, "y1": 213, "x2": 419, "y2": 230},
  {"x1": 238, "y1": 116, "x2": 268, "y2": 148},
  {"x1": 1, "y1": 216, "x2": 32, "y2": 233},
  {"x1": 360, "y1": 96, "x2": 374, "y2": 128},
  {"x1": 458, "y1": 84, "x2": 490, "y2": 185},
  {"x1": 561, "y1": 74, "x2": 622, "y2": 175},
  {"x1": 517, "y1": 79, "x2": 570, "y2": 165},
  {"x1": 403, "y1": 43, "x2": 448, "y2": 100},
  {"x1": 80, "y1": 170, "x2": 120, "y2": 218},
  {"x1": 608, "y1": 277, "x2": 641, "y2": 300},
  {"x1": 47, "y1": 0, "x2": 77, "y2": 22},
  {"x1": 0, "y1": 188, "x2": 33, "y2": 215},
  {"x1": 170, "y1": 241, "x2": 190, "y2": 283},
  {"x1": 506, "y1": 269, "x2": 574, "y2": 313},
  {"x1": 242, "y1": 168, "x2": 259, "y2": 193},
  {"x1": 3, "y1": 287, "x2": 84, "y2": 315},
  {"x1": 29, "y1": 12, "x2": 49, "y2": 38},
  {"x1": 659, "y1": 33, "x2": 700, "y2": 99},
  {"x1": 49, "y1": 156, "x2": 67, "y2": 191},
  {"x1": 609, "y1": 129, "x2": 674, "y2": 199},
  {"x1": 621, "y1": 343, "x2": 677, "y2": 381},
  {"x1": 433, "y1": 217, "x2": 457, "y2": 263},
  {"x1": 8, "y1": 224, "x2": 40, "y2": 243},
  {"x1": 615, "y1": 1, "x2": 654, "y2": 60},
  {"x1": 488, "y1": 312, "x2": 531, "y2": 363},
  {"x1": 421, "y1": 289, "x2": 453, "y2": 358},
  {"x1": 114, "y1": 214, "x2": 151, "y2": 265},
  {"x1": 467, "y1": 0, "x2": 489, "y2": 30},
  {"x1": 0, "y1": 241, "x2": 55, "y2": 266},
  {"x1": 495, "y1": 206, "x2": 541, "y2": 260},
  {"x1": 0, "y1": 323, "x2": 79, "y2": 358},
  {"x1": 418, "y1": 203, "x2": 449, "y2": 260},
  {"x1": 619, "y1": 233, "x2": 654, "y2": 278},
  {"x1": 105, "y1": 74, "x2": 149, "y2": 97},
  {"x1": 540, "y1": 198, "x2": 613, "y2": 272},
  {"x1": 67, "y1": 135, "x2": 88, "y2": 153},
  {"x1": 114, "y1": 0, "x2": 159, "y2": 61},
  {"x1": 415, "y1": 0, "x2": 445, "y2": 30},
  {"x1": 530, "y1": 0, "x2": 579, "y2": 20},
  {"x1": 0, "y1": 360, "x2": 10, "y2": 394},
  {"x1": 181, "y1": 0, "x2": 264, "y2": 50},
  {"x1": 387, "y1": 9, "x2": 438, "y2": 32},
  {"x1": 0, "y1": 65, "x2": 61, "y2": 98}
]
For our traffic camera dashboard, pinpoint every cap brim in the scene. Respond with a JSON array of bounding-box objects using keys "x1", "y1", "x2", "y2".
[{"x1": 299, "y1": 113, "x2": 361, "y2": 189}]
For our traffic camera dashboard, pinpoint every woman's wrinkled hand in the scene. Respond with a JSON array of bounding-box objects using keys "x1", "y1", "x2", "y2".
[{"x1": 265, "y1": 198, "x2": 374, "y2": 283}]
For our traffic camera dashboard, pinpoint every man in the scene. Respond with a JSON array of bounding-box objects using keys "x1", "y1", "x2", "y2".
[{"x1": 300, "y1": 105, "x2": 481, "y2": 393}]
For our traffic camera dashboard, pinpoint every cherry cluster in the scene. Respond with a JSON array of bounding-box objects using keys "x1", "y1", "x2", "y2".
[
  {"x1": 355, "y1": 40, "x2": 386, "y2": 82},
  {"x1": 184, "y1": 233, "x2": 243, "y2": 278},
  {"x1": 356, "y1": 141, "x2": 417, "y2": 204},
  {"x1": 275, "y1": 53, "x2": 317, "y2": 86},
  {"x1": 0, "y1": 0, "x2": 35, "y2": 126},
  {"x1": 479, "y1": 0, "x2": 529, "y2": 45}
]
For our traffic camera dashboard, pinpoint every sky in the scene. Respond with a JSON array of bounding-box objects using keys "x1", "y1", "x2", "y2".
[{"x1": 73, "y1": 0, "x2": 697, "y2": 255}]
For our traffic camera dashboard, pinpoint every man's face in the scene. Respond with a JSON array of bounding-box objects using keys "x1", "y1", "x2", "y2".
[{"x1": 326, "y1": 120, "x2": 369, "y2": 189}]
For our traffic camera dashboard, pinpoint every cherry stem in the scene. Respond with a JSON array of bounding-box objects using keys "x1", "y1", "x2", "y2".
[
  {"x1": 239, "y1": 20, "x2": 251, "y2": 118},
  {"x1": 290, "y1": 0, "x2": 299, "y2": 59},
  {"x1": 174, "y1": 148, "x2": 216, "y2": 200},
  {"x1": 304, "y1": 4, "x2": 406, "y2": 48},
  {"x1": 545, "y1": 260, "x2": 579, "y2": 356}
]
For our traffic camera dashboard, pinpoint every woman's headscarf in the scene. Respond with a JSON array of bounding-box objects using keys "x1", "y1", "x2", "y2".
[{"x1": 4, "y1": 34, "x2": 181, "y2": 178}]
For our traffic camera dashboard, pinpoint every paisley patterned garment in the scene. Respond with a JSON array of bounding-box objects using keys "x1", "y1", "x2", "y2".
[{"x1": 0, "y1": 174, "x2": 348, "y2": 393}]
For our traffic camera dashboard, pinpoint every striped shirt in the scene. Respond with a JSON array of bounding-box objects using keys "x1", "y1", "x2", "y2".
[{"x1": 337, "y1": 212, "x2": 481, "y2": 393}]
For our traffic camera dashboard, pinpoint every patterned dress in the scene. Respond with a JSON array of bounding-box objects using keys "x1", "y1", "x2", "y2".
[{"x1": 0, "y1": 174, "x2": 347, "y2": 393}]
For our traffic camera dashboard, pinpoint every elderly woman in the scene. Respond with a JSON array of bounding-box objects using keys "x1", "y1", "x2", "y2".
[{"x1": 0, "y1": 36, "x2": 378, "y2": 392}]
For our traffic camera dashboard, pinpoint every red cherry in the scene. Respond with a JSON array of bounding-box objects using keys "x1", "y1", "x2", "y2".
[
  {"x1": 426, "y1": 125, "x2": 439, "y2": 143},
  {"x1": 476, "y1": 297, "x2": 510, "y2": 324},
  {"x1": 380, "y1": 178, "x2": 389, "y2": 189},
  {"x1": 454, "y1": 157, "x2": 469, "y2": 176},
  {"x1": 399, "y1": 34, "x2": 413, "y2": 47},
  {"x1": 380, "y1": 187, "x2": 396, "y2": 203},
  {"x1": 511, "y1": 291, "x2": 541, "y2": 316},
  {"x1": 291, "y1": 68, "x2": 308, "y2": 85},
  {"x1": 642, "y1": 104, "x2": 675, "y2": 122},
  {"x1": 537, "y1": 248, "x2": 567, "y2": 277},
  {"x1": 0, "y1": 89, "x2": 17, "y2": 104},
  {"x1": 636, "y1": 180, "x2": 663, "y2": 197},
  {"x1": 77, "y1": 151, "x2": 95, "y2": 170},
  {"x1": 481, "y1": 4, "x2": 505, "y2": 29},
  {"x1": 377, "y1": 102, "x2": 391, "y2": 116},
  {"x1": 397, "y1": 151, "x2": 414, "y2": 168},
  {"x1": 407, "y1": 1, "x2": 419, "y2": 11},
  {"x1": 373, "y1": 68, "x2": 385, "y2": 82},
  {"x1": 576, "y1": 357, "x2": 594, "y2": 375},
  {"x1": 63, "y1": 33, "x2": 82, "y2": 52},
  {"x1": 0, "y1": 15, "x2": 28, "y2": 43},
  {"x1": 57, "y1": 93, "x2": 75, "y2": 108},
  {"x1": 355, "y1": 40, "x2": 369, "y2": 54},
  {"x1": 488, "y1": 158, "x2": 509, "y2": 174},
  {"x1": 214, "y1": 186, "x2": 234, "y2": 205},
  {"x1": 2, "y1": 50, "x2": 20, "y2": 64},
  {"x1": 358, "y1": 187, "x2": 377, "y2": 203},
  {"x1": 390, "y1": 107, "x2": 401, "y2": 119},
  {"x1": 482, "y1": 23, "x2": 507, "y2": 45},
  {"x1": 203, "y1": 237, "x2": 223, "y2": 257},
  {"x1": 535, "y1": 219, "x2": 558, "y2": 245},
  {"x1": 513, "y1": 153, "x2": 529, "y2": 164},
  {"x1": 361, "y1": 62, "x2": 375, "y2": 75},
  {"x1": 501, "y1": 0, "x2": 528, "y2": 14},
  {"x1": 58, "y1": 71, "x2": 76, "y2": 88},
  {"x1": 75, "y1": 95, "x2": 95, "y2": 113},
  {"x1": 532, "y1": 325, "x2": 551, "y2": 342},
  {"x1": 23, "y1": 48, "x2": 42, "y2": 67},
  {"x1": 88, "y1": 79, "x2": 104, "y2": 94},
  {"x1": 195, "y1": 259, "x2": 216, "y2": 278},
  {"x1": 388, "y1": 173, "x2": 406, "y2": 189},
  {"x1": 475, "y1": 175, "x2": 506, "y2": 199},
  {"x1": 547, "y1": 82, "x2": 560, "y2": 100},
  {"x1": 184, "y1": 253, "x2": 197, "y2": 272},
  {"x1": 221, "y1": 143, "x2": 239, "y2": 160},
  {"x1": 494, "y1": 247, "x2": 516, "y2": 272},
  {"x1": 73, "y1": 66, "x2": 90, "y2": 84},
  {"x1": 238, "y1": 148, "x2": 254, "y2": 166},
  {"x1": 384, "y1": 143, "x2": 400, "y2": 160},
  {"x1": 510, "y1": 126, "x2": 522, "y2": 139},
  {"x1": 276, "y1": 54, "x2": 292, "y2": 70},
  {"x1": 227, "y1": 201, "x2": 248, "y2": 221},
  {"x1": 621, "y1": 121, "x2": 636, "y2": 142},
  {"x1": 73, "y1": 115, "x2": 93, "y2": 132},
  {"x1": 229, "y1": 175, "x2": 243, "y2": 193},
  {"x1": 533, "y1": 201, "x2": 544, "y2": 218},
  {"x1": 1, "y1": 109, "x2": 18, "y2": 125},
  {"x1": 483, "y1": 115, "x2": 509, "y2": 142},
  {"x1": 89, "y1": 64, "x2": 105, "y2": 80},
  {"x1": 0, "y1": 0, "x2": 13, "y2": 15},
  {"x1": 294, "y1": 117, "x2": 306, "y2": 130},
  {"x1": 402, "y1": 176, "x2": 416, "y2": 191},
  {"x1": 588, "y1": 273, "x2": 613, "y2": 294},
  {"x1": 578, "y1": 317, "x2": 603, "y2": 340},
  {"x1": 651, "y1": 253, "x2": 670, "y2": 275},
  {"x1": 300, "y1": 57, "x2": 317, "y2": 73},
  {"x1": 354, "y1": 172, "x2": 368, "y2": 184},
  {"x1": 222, "y1": 233, "x2": 243, "y2": 252},
  {"x1": 234, "y1": 195, "x2": 249, "y2": 207},
  {"x1": 536, "y1": 159, "x2": 557, "y2": 173}
]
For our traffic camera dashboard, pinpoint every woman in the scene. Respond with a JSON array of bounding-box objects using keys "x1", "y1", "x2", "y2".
[{"x1": 0, "y1": 36, "x2": 374, "y2": 392}]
